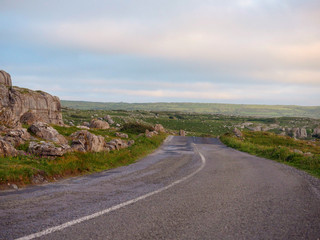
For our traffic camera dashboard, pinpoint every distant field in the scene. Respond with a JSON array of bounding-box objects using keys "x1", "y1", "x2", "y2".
[{"x1": 61, "y1": 101, "x2": 320, "y2": 118}]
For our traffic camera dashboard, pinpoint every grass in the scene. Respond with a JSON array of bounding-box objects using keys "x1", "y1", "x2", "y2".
[
  {"x1": 0, "y1": 134, "x2": 167, "y2": 188},
  {"x1": 220, "y1": 131, "x2": 320, "y2": 178}
]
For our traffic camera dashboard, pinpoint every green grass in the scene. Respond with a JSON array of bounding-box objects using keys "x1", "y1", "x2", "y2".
[
  {"x1": 0, "y1": 134, "x2": 167, "y2": 187},
  {"x1": 220, "y1": 131, "x2": 320, "y2": 178}
]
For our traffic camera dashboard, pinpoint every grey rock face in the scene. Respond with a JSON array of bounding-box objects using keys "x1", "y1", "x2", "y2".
[
  {"x1": 291, "y1": 128, "x2": 307, "y2": 139},
  {"x1": 4, "y1": 128, "x2": 31, "y2": 147},
  {"x1": 0, "y1": 70, "x2": 12, "y2": 87},
  {"x1": 0, "y1": 139, "x2": 18, "y2": 156},
  {"x1": 29, "y1": 141, "x2": 70, "y2": 157},
  {"x1": 71, "y1": 130, "x2": 107, "y2": 152},
  {"x1": 29, "y1": 122, "x2": 68, "y2": 145},
  {"x1": 0, "y1": 71, "x2": 63, "y2": 127},
  {"x1": 20, "y1": 111, "x2": 44, "y2": 125},
  {"x1": 90, "y1": 119, "x2": 110, "y2": 129}
]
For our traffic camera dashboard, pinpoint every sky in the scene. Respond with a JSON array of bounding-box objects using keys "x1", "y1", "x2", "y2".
[{"x1": 0, "y1": 0, "x2": 319, "y2": 105}]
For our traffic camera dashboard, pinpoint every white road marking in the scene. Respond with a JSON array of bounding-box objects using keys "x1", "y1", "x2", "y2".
[{"x1": 16, "y1": 148, "x2": 206, "y2": 240}]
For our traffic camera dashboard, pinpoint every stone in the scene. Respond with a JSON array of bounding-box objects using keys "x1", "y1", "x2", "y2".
[
  {"x1": 0, "y1": 139, "x2": 18, "y2": 156},
  {"x1": 116, "y1": 123, "x2": 120, "y2": 127},
  {"x1": 304, "y1": 152, "x2": 314, "y2": 157},
  {"x1": 28, "y1": 141, "x2": 71, "y2": 157},
  {"x1": 103, "y1": 115, "x2": 114, "y2": 125},
  {"x1": 233, "y1": 128, "x2": 243, "y2": 138},
  {"x1": 154, "y1": 124, "x2": 166, "y2": 133},
  {"x1": 4, "y1": 128, "x2": 31, "y2": 147},
  {"x1": 76, "y1": 125, "x2": 90, "y2": 130},
  {"x1": 145, "y1": 129, "x2": 158, "y2": 138},
  {"x1": 0, "y1": 71, "x2": 63, "y2": 127},
  {"x1": 291, "y1": 128, "x2": 307, "y2": 139},
  {"x1": 312, "y1": 127, "x2": 320, "y2": 137},
  {"x1": 71, "y1": 130, "x2": 107, "y2": 152},
  {"x1": 82, "y1": 122, "x2": 90, "y2": 127},
  {"x1": 115, "y1": 132, "x2": 128, "y2": 138},
  {"x1": 179, "y1": 130, "x2": 186, "y2": 136},
  {"x1": 0, "y1": 70, "x2": 12, "y2": 87},
  {"x1": 90, "y1": 119, "x2": 110, "y2": 129},
  {"x1": 248, "y1": 126, "x2": 262, "y2": 132},
  {"x1": 29, "y1": 122, "x2": 68, "y2": 145},
  {"x1": 10, "y1": 184, "x2": 18, "y2": 190},
  {"x1": 106, "y1": 139, "x2": 132, "y2": 151},
  {"x1": 20, "y1": 111, "x2": 44, "y2": 125}
]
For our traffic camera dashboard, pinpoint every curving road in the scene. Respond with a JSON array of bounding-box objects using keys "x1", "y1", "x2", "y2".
[{"x1": 1, "y1": 136, "x2": 320, "y2": 240}]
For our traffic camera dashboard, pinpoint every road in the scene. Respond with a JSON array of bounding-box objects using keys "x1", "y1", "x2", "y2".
[{"x1": 1, "y1": 136, "x2": 320, "y2": 240}]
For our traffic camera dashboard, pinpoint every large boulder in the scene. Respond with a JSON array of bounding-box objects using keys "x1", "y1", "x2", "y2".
[
  {"x1": 313, "y1": 127, "x2": 320, "y2": 138},
  {"x1": 70, "y1": 130, "x2": 107, "y2": 152},
  {"x1": 89, "y1": 119, "x2": 110, "y2": 129},
  {"x1": 154, "y1": 124, "x2": 166, "y2": 133},
  {"x1": 28, "y1": 141, "x2": 70, "y2": 157},
  {"x1": 0, "y1": 139, "x2": 18, "y2": 156},
  {"x1": 4, "y1": 128, "x2": 31, "y2": 147},
  {"x1": 29, "y1": 122, "x2": 68, "y2": 145},
  {"x1": 0, "y1": 70, "x2": 12, "y2": 87},
  {"x1": 0, "y1": 70, "x2": 63, "y2": 127}
]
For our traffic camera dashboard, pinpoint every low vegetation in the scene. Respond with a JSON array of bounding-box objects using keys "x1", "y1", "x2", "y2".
[
  {"x1": 0, "y1": 133, "x2": 167, "y2": 188},
  {"x1": 220, "y1": 131, "x2": 320, "y2": 178}
]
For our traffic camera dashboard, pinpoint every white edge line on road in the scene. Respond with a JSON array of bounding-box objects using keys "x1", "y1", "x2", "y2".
[{"x1": 16, "y1": 146, "x2": 206, "y2": 240}]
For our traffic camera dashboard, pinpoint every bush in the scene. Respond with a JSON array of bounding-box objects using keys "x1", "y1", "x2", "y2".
[{"x1": 121, "y1": 122, "x2": 153, "y2": 134}]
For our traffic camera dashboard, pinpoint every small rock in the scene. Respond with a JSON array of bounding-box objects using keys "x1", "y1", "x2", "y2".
[
  {"x1": 179, "y1": 130, "x2": 186, "y2": 136},
  {"x1": 233, "y1": 128, "x2": 243, "y2": 138},
  {"x1": 11, "y1": 184, "x2": 18, "y2": 190},
  {"x1": 115, "y1": 132, "x2": 128, "y2": 138},
  {"x1": 154, "y1": 124, "x2": 166, "y2": 133},
  {"x1": 293, "y1": 149, "x2": 303, "y2": 154}
]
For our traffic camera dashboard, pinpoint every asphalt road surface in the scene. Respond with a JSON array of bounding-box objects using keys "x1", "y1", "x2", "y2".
[{"x1": 1, "y1": 136, "x2": 320, "y2": 240}]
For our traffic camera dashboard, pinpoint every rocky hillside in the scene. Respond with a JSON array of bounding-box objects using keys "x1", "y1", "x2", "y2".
[{"x1": 0, "y1": 70, "x2": 63, "y2": 127}]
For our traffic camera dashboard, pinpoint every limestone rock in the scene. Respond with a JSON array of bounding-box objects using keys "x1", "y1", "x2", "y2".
[
  {"x1": 179, "y1": 130, "x2": 186, "y2": 136},
  {"x1": 28, "y1": 141, "x2": 70, "y2": 157},
  {"x1": 103, "y1": 115, "x2": 114, "y2": 125},
  {"x1": 29, "y1": 122, "x2": 68, "y2": 145},
  {"x1": 0, "y1": 70, "x2": 12, "y2": 87},
  {"x1": 145, "y1": 129, "x2": 158, "y2": 138},
  {"x1": 4, "y1": 128, "x2": 31, "y2": 147},
  {"x1": 90, "y1": 119, "x2": 110, "y2": 129},
  {"x1": 0, "y1": 139, "x2": 18, "y2": 156},
  {"x1": 291, "y1": 128, "x2": 307, "y2": 139},
  {"x1": 154, "y1": 124, "x2": 166, "y2": 133},
  {"x1": 0, "y1": 71, "x2": 63, "y2": 127},
  {"x1": 76, "y1": 125, "x2": 90, "y2": 130},
  {"x1": 115, "y1": 132, "x2": 128, "y2": 138},
  {"x1": 70, "y1": 130, "x2": 106, "y2": 152},
  {"x1": 20, "y1": 111, "x2": 44, "y2": 125},
  {"x1": 312, "y1": 127, "x2": 320, "y2": 137},
  {"x1": 106, "y1": 139, "x2": 133, "y2": 151},
  {"x1": 82, "y1": 122, "x2": 90, "y2": 127},
  {"x1": 233, "y1": 128, "x2": 243, "y2": 138}
]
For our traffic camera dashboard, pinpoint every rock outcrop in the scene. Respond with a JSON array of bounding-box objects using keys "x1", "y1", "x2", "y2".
[
  {"x1": 29, "y1": 141, "x2": 71, "y2": 157},
  {"x1": 145, "y1": 129, "x2": 158, "y2": 138},
  {"x1": 0, "y1": 139, "x2": 19, "y2": 156},
  {"x1": 70, "y1": 130, "x2": 107, "y2": 152},
  {"x1": 291, "y1": 128, "x2": 307, "y2": 139},
  {"x1": 4, "y1": 128, "x2": 31, "y2": 147},
  {"x1": 106, "y1": 139, "x2": 134, "y2": 151},
  {"x1": 313, "y1": 127, "x2": 320, "y2": 138},
  {"x1": 0, "y1": 70, "x2": 63, "y2": 127},
  {"x1": 29, "y1": 122, "x2": 68, "y2": 145},
  {"x1": 89, "y1": 119, "x2": 110, "y2": 129}
]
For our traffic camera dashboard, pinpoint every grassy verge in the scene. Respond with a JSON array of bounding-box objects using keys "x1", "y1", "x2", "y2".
[
  {"x1": 220, "y1": 131, "x2": 320, "y2": 178},
  {"x1": 0, "y1": 134, "x2": 167, "y2": 188}
]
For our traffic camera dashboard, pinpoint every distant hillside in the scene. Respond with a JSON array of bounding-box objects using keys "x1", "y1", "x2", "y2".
[{"x1": 61, "y1": 101, "x2": 320, "y2": 118}]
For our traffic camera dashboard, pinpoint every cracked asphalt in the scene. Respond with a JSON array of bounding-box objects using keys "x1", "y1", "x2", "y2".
[{"x1": 1, "y1": 136, "x2": 319, "y2": 240}]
